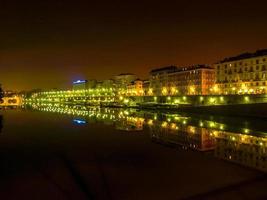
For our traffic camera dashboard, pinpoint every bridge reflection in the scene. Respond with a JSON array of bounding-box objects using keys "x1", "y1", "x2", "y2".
[
  {"x1": 25, "y1": 102, "x2": 267, "y2": 172},
  {"x1": 0, "y1": 96, "x2": 22, "y2": 107}
]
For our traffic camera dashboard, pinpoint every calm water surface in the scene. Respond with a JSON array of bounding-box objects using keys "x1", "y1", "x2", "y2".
[{"x1": 0, "y1": 104, "x2": 267, "y2": 199}]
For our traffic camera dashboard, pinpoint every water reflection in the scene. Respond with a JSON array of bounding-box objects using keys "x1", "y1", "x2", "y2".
[
  {"x1": 73, "y1": 119, "x2": 87, "y2": 125},
  {"x1": 150, "y1": 121, "x2": 216, "y2": 151},
  {"x1": 0, "y1": 115, "x2": 3, "y2": 134},
  {"x1": 25, "y1": 103, "x2": 267, "y2": 172}
]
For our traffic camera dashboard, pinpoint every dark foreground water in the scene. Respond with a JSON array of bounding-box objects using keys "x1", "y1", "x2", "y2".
[{"x1": 0, "y1": 104, "x2": 267, "y2": 200}]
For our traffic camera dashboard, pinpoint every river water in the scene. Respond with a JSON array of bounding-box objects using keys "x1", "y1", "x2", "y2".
[{"x1": 0, "y1": 104, "x2": 266, "y2": 199}]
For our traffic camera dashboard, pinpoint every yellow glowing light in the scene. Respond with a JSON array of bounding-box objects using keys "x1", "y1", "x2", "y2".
[
  {"x1": 148, "y1": 119, "x2": 153, "y2": 126},
  {"x1": 173, "y1": 98, "x2": 179, "y2": 104},
  {"x1": 189, "y1": 86, "x2": 195, "y2": 93},
  {"x1": 161, "y1": 121, "x2": 168, "y2": 128},
  {"x1": 123, "y1": 99, "x2": 129, "y2": 104},
  {"x1": 189, "y1": 126, "x2": 195, "y2": 133},
  {"x1": 213, "y1": 85, "x2": 219, "y2": 93},
  {"x1": 209, "y1": 97, "x2": 215, "y2": 104},
  {"x1": 162, "y1": 87, "x2": 168, "y2": 95},
  {"x1": 171, "y1": 87, "x2": 177, "y2": 95},
  {"x1": 209, "y1": 122, "x2": 215, "y2": 127},
  {"x1": 148, "y1": 88, "x2": 153, "y2": 95},
  {"x1": 243, "y1": 128, "x2": 249, "y2": 134},
  {"x1": 170, "y1": 123, "x2": 177, "y2": 130}
]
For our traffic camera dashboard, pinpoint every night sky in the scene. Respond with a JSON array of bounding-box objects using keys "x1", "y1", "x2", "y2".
[{"x1": 1, "y1": 0, "x2": 267, "y2": 91}]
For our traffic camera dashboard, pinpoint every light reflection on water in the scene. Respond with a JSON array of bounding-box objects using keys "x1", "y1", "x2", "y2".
[{"x1": 25, "y1": 103, "x2": 267, "y2": 172}]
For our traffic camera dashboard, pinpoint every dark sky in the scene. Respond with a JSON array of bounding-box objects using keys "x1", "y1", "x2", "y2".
[{"x1": 1, "y1": 0, "x2": 267, "y2": 91}]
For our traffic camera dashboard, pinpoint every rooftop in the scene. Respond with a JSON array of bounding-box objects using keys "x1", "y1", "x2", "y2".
[
  {"x1": 150, "y1": 65, "x2": 213, "y2": 75},
  {"x1": 117, "y1": 73, "x2": 135, "y2": 76},
  {"x1": 218, "y1": 49, "x2": 267, "y2": 63},
  {"x1": 150, "y1": 66, "x2": 178, "y2": 74}
]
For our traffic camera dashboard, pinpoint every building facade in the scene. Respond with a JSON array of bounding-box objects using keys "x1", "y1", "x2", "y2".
[
  {"x1": 113, "y1": 73, "x2": 137, "y2": 94},
  {"x1": 126, "y1": 80, "x2": 144, "y2": 96},
  {"x1": 149, "y1": 65, "x2": 215, "y2": 96},
  {"x1": 95, "y1": 79, "x2": 114, "y2": 90},
  {"x1": 214, "y1": 49, "x2": 267, "y2": 94}
]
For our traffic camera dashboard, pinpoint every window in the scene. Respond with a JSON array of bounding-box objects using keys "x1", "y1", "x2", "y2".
[{"x1": 256, "y1": 60, "x2": 259, "y2": 64}]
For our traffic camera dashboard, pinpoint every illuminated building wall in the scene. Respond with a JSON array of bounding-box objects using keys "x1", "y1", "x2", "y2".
[
  {"x1": 95, "y1": 79, "x2": 114, "y2": 90},
  {"x1": 214, "y1": 49, "x2": 267, "y2": 94},
  {"x1": 126, "y1": 80, "x2": 144, "y2": 96},
  {"x1": 113, "y1": 73, "x2": 137, "y2": 95},
  {"x1": 142, "y1": 80, "x2": 151, "y2": 96},
  {"x1": 149, "y1": 65, "x2": 215, "y2": 96}
]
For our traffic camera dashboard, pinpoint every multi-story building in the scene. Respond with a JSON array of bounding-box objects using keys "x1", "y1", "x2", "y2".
[
  {"x1": 142, "y1": 80, "x2": 151, "y2": 96},
  {"x1": 126, "y1": 79, "x2": 144, "y2": 96},
  {"x1": 149, "y1": 66, "x2": 177, "y2": 96},
  {"x1": 214, "y1": 49, "x2": 267, "y2": 94},
  {"x1": 149, "y1": 65, "x2": 215, "y2": 96},
  {"x1": 113, "y1": 73, "x2": 137, "y2": 94},
  {"x1": 87, "y1": 80, "x2": 97, "y2": 89},
  {"x1": 95, "y1": 79, "x2": 114, "y2": 90}
]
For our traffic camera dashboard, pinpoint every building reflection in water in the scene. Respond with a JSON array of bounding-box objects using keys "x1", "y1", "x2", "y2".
[
  {"x1": 149, "y1": 121, "x2": 216, "y2": 151},
  {"x1": 25, "y1": 103, "x2": 267, "y2": 172},
  {"x1": 215, "y1": 131, "x2": 267, "y2": 172}
]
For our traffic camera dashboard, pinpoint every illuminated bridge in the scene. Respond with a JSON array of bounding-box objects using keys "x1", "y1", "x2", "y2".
[
  {"x1": 26, "y1": 88, "x2": 118, "y2": 105},
  {"x1": 25, "y1": 87, "x2": 267, "y2": 107}
]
